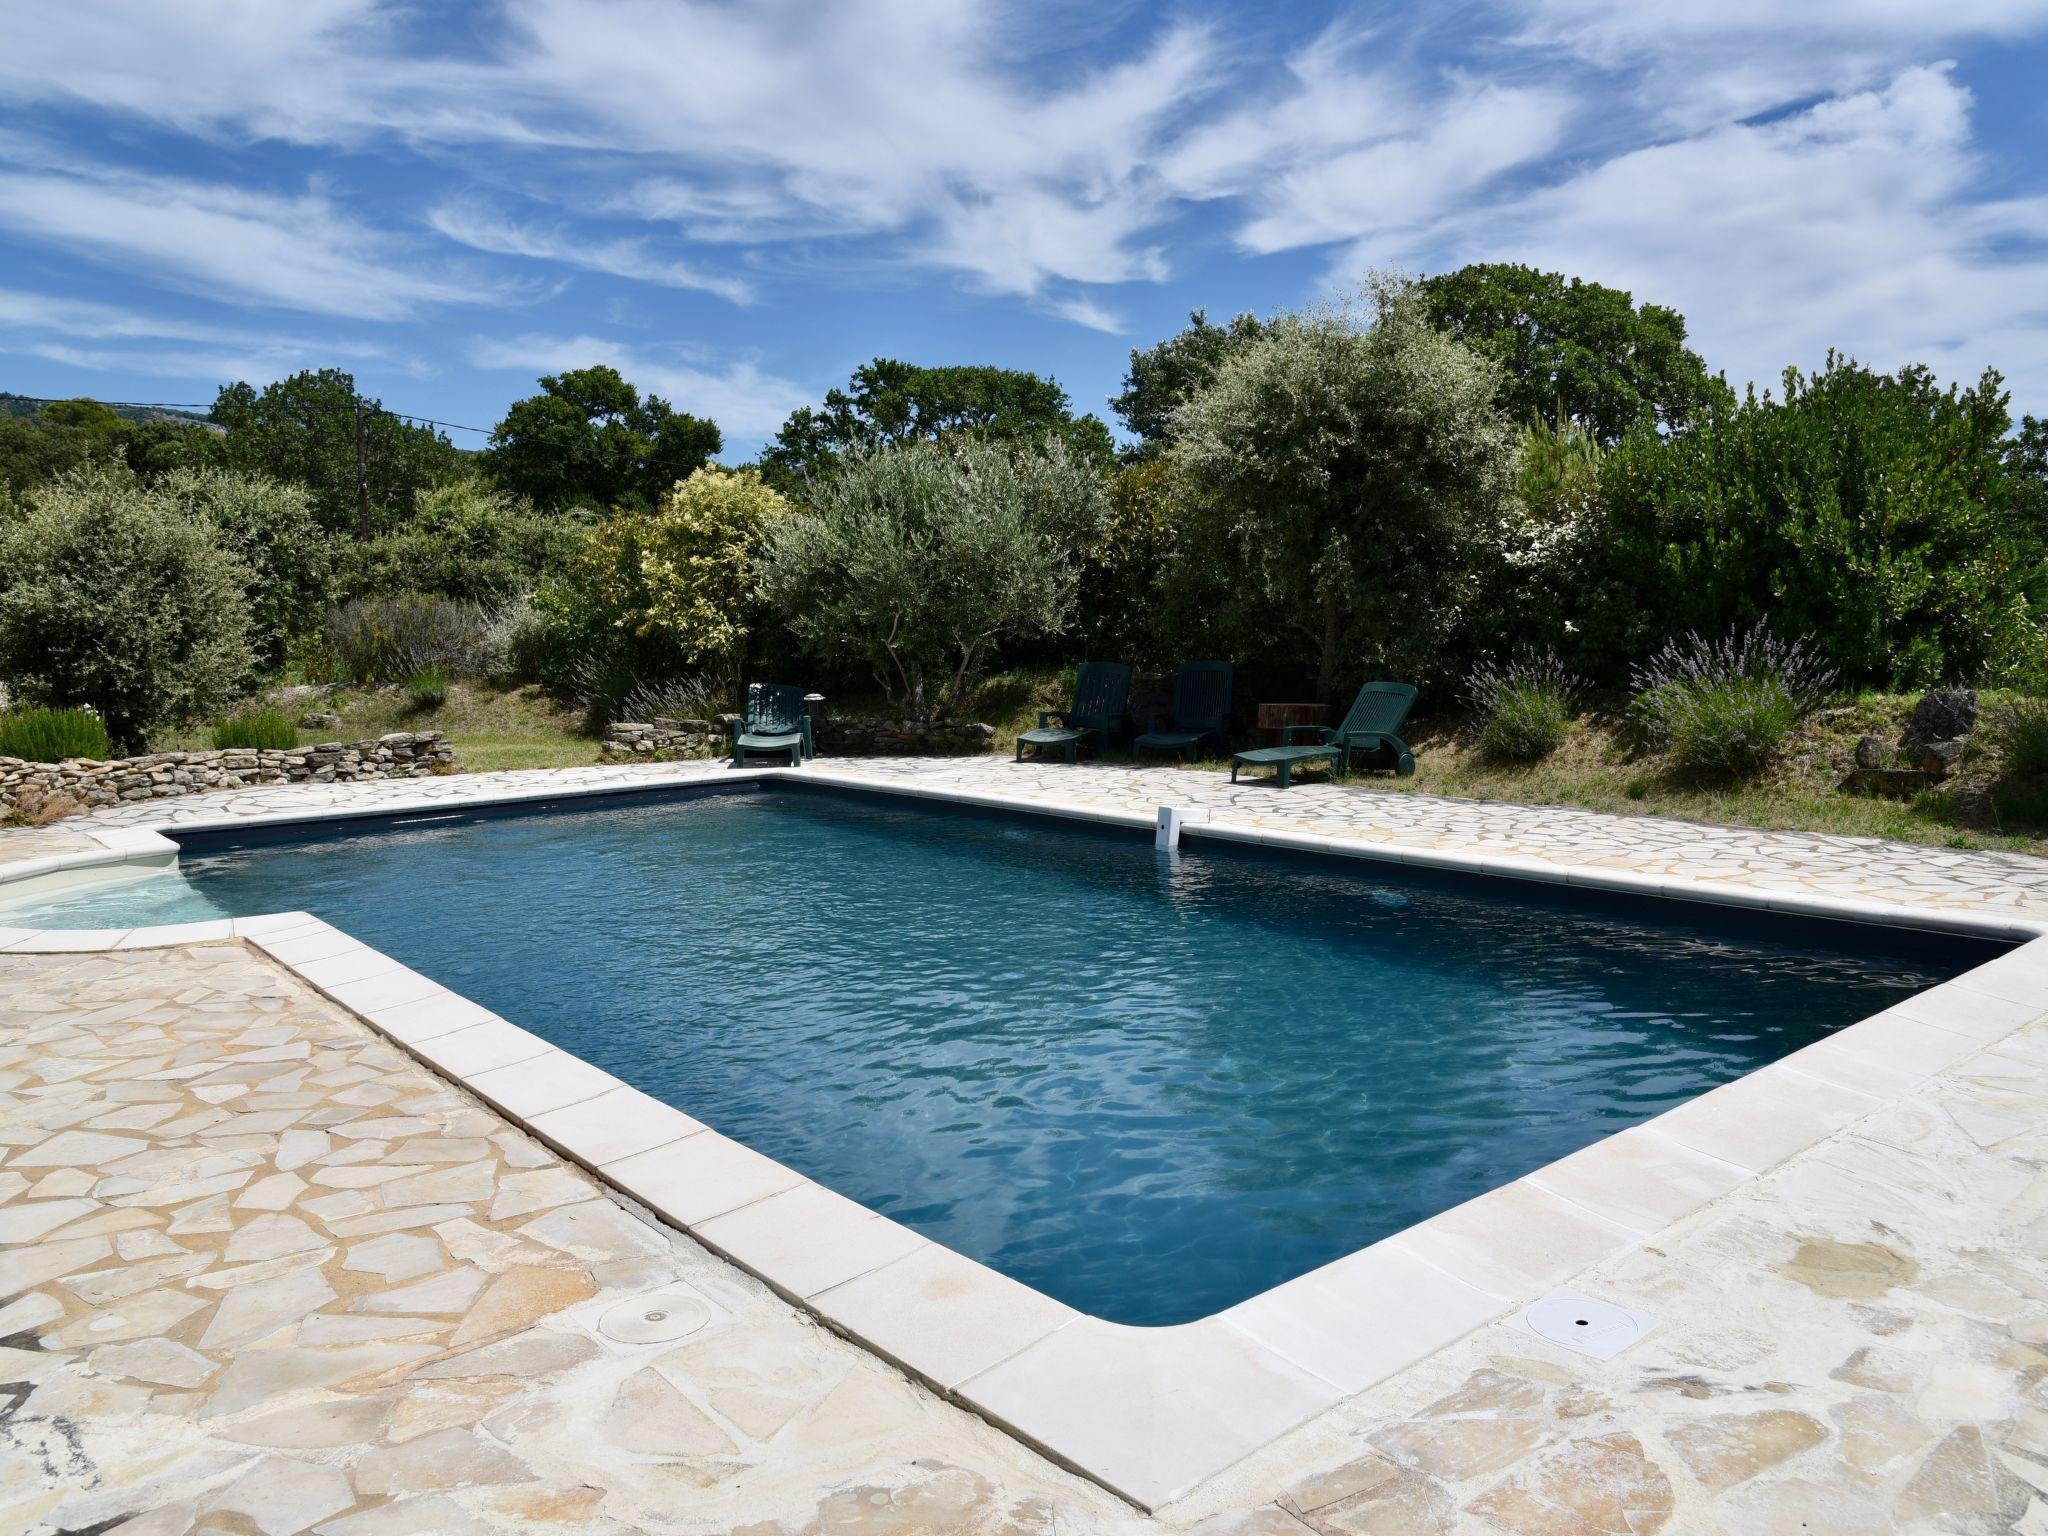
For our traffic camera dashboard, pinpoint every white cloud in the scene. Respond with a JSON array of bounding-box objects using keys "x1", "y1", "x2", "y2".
[
  {"x1": 1509, "y1": 0, "x2": 2048, "y2": 128},
  {"x1": 0, "y1": 163, "x2": 508, "y2": 320},
  {"x1": 1040, "y1": 295, "x2": 1127, "y2": 334},
  {"x1": 0, "y1": 0, "x2": 2044, "y2": 416},
  {"x1": 1370, "y1": 66, "x2": 2048, "y2": 406},
  {"x1": 0, "y1": 286, "x2": 394, "y2": 386},
  {"x1": 428, "y1": 201, "x2": 753, "y2": 303},
  {"x1": 467, "y1": 332, "x2": 810, "y2": 442}
]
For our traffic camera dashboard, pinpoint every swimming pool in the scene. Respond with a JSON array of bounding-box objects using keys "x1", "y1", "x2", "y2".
[{"x1": 6, "y1": 784, "x2": 1999, "y2": 1324}]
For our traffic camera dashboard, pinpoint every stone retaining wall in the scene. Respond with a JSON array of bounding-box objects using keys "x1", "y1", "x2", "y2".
[
  {"x1": 602, "y1": 714, "x2": 995, "y2": 760},
  {"x1": 1, "y1": 731, "x2": 456, "y2": 816}
]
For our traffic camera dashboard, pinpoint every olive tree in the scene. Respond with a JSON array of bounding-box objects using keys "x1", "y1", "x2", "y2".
[
  {"x1": 1171, "y1": 276, "x2": 1521, "y2": 695},
  {"x1": 0, "y1": 464, "x2": 253, "y2": 749},
  {"x1": 758, "y1": 438, "x2": 1108, "y2": 719}
]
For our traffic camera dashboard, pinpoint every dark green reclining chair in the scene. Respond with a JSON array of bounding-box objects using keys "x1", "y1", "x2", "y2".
[
  {"x1": 1231, "y1": 681, "x2": 1417, "y2": 788},
  {"x1": 1134, "y1": 660, "x2": 1233, "y2": 762},
  {"x1": 1015, "y1": 662, "x2": 1131, "y2": 764},
  {"x1": 729, "y1": 683, "x2": 814, "y2": 767}
]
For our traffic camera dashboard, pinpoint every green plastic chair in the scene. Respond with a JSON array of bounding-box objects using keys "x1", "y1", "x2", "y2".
[
  {"x1": 1134, "y1": 661, "x2": 1233, "y2": 762},
  {"x1": 728, "y1": 683, "x2": 815, "y2": 767},
  {"x1": 1231, "y1": 681, "x2": 1417, "y2": 787},
  {"x1": 1015, "y1": 662, "x2": 1131, "y2": 763}
]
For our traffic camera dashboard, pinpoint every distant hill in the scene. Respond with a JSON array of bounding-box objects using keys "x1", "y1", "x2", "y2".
[{"x1": 0, "y1": 392, "x2": 219, "y2": 429}]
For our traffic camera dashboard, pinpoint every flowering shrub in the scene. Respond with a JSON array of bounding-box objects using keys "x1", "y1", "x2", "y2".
[
  {"x1": 1468, "y1": 656, "x2": 1577, "y2": 762},
  {"x1": 1629, "y1": 623, "x2": 1835, "y2": 777}
]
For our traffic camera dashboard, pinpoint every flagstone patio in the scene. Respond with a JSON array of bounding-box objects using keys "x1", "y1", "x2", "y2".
[{"x1": 5, "y1": 759, "x2": 2048, "y2": 1532}]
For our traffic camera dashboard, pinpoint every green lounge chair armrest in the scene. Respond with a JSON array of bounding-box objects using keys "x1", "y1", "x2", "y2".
[{"x1": 1281, "y1": 725, "x2": 1334, "y2": 745}]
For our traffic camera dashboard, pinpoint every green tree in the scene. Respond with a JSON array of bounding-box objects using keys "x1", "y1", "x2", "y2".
[
  {"x1": 1172, "y1": 276, "x2": 1521, "y2": 697},
  {"x1": 335, "y1": 477, "x2": 587, "y2": 605},
  {"x1": 0, "y1": 464, "x2": 253, "y2": 748},
  {"x1": 0, "y1": 413, "x2": 95, "y2": 498},
  {"x1": 1112, "y1": 310, "x2": 1269, "y2": 452},
  {"x1": 759, "y1": 439, "x2": 1108, "y2": 717},
  {"x1": 760, "y1": 359, "x2": 1114, "y2": 490},
  {"x1": 482, "y1": 366, "x2": 721, "y2": 513},
  {"x1": 212, "y1": 370, "x2": 461, "y2": 536},
  {"x1": 120, "y1": 417, "x2": 229, "y2": 479},
  {"x1": 158, "y1": 467, "x2": 331, "y2": 671},
  {"x1": 1420, "y1": 263, "x2": 1730, "y2": 442},
  {"x1": 1578, "y1": 358, "x2": 2043, "y2": 687}
]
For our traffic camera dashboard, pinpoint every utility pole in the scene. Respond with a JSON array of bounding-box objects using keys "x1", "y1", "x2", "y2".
[{"x1": 352, "y1": 396, "x2": 371, "y2": 541}]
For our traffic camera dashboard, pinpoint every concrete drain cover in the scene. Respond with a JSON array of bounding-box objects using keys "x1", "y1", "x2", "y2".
[
  {"x1": 600, "y1": 1289, "x2": 712, "y2": 1345},
  {"x1": 1516, "y1": 1289, "x2": 1656, "y2": 1359}
]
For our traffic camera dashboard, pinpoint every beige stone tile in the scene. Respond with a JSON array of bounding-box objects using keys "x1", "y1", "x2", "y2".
[
  {"x1": 605, "y1": 1128, "x2": 802, "y2": 1227},
  {"x1": 1524, "y1": 1124, "x2": 1751, "y2": 1236},
  {"x1": 464, "y1": 1049, "x2": 621, "y2": 1120},
  {"x1": 1645, "y1": 1063, "x2": 1881, "y2": 1174},
  {"x1": 811, "y1": 1242, "x2": 1076, "y2": 1390},
  {"x1": 407, "y1": 1018, "x2": 552, "y2": 1078},
  {"x1": 525, "y1": 1083, "x2": 701, "y2": 1168},
  {"x1": 696, "y1": 1181, "x2": 930, "y2": 1299},
  {"x1": 1384, "y1": 1179, "x2": 1636, "y2": 1301},
  {"x1": 1776, "y1": 1009, "x2": 1987, "y2": 1099},
  {"x1": 963, "y1": 1317, "x2": 1342, "y2": 1509},
  {"x1": 1221, "y1": 1238, "x2": 1507, "y2": 1393}
]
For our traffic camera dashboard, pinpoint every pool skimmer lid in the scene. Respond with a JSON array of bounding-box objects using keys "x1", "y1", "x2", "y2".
[
  {"x1": 1515, "y1": 1289, "x2": 1656, "y2": 1359},
  {"x1": 600, "y1": 1288, "x2": 713, "y2": 1345}
]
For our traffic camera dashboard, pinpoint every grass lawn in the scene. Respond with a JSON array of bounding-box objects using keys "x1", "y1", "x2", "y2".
[{"x1": 168, "y1": 684, "x2": 608, "y2": 774}]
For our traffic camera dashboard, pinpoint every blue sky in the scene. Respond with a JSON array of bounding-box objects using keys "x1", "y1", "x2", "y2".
[{"x1": 2, "y1": 1, "x2": 2046, "y2": 459}]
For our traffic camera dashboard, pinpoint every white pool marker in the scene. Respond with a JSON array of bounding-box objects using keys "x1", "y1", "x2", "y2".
[
  {"x1": 1154, "y1": 804, "x2": 1208, "y2": 851},
  {"x1": 1514, "y1": 1289, "x2": 1657, "y2": 1359}
]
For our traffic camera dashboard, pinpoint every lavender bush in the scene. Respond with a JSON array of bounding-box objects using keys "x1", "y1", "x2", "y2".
[
  {"x1": 1629, "y1": 623, "x2": 1836, "y2": 777},
  {"x1": 1468, "y1": 656, "x2": 1577, "y2": 762}
]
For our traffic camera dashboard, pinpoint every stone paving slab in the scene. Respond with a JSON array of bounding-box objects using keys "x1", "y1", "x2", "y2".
[
  {"x1": 5, "y1": 941, "x2": 2048, "y2": 1532},
  {"x1": 7, "y1": 759, "x2": 2048, "y2": 1530}
]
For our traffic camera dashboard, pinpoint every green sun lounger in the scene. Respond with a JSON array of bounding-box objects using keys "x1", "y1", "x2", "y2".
[
  {"x1": 729, "y1": 682, "x2": 814, "y2": 767},
  {"x1": 1134, "y1": 660, "x2": 1233, "y2": 762},
  {"x1": 1231, "y1": 681, "x2": 1416, "y2": 787},
  {"x1": 1016, "y1": 662, "x2": 1130, "y2": 764}
]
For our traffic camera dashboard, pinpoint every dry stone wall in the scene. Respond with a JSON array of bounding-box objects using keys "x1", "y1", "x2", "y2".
[{"x1": 1, "y1": 731, "x2": 456, "y2": 815}]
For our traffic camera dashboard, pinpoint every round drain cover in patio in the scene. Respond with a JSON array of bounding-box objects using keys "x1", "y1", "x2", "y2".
[{"x1": 600, "y1": 1289, "x2": 712, "y2": 1344}]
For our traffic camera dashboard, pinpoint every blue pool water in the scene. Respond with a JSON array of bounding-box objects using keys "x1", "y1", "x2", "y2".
[{"x1": 6, "y1": 786, "x2": 1994, "y2": 1323}]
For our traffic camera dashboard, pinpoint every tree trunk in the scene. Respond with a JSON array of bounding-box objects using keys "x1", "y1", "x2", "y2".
[{"x1": 1317, "y1": 597, "x2": 1341, "y2": 702}]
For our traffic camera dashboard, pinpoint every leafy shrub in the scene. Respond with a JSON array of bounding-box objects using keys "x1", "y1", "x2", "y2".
[
  {"x1": 1577, "y1": 358, "x2": 2042, "y2": 687},
  {"x1": 479, "y1": 593, "x2": 550, "y2": 684},
  {"x1": 405, "y1": 667, "x2": 451, "y2": 710},
  {"x1": 334, "y1": 478, "x2": 585, "y2": 604},
  {"x1": 1999, "y1": 698, "x2": 2048, "y2": 776},
  {"x1": 160, "y1": 467, "x2": 331, "y2": 671},
  {"x1": 1468, "y1": 657, "x2": 1576, "y2": 762},
  {"x1": 0, "y1": 706, "x2": 111, "y2": 762},
  {"x1": 325, "y1": 595, "x2": 491, "y2": 684},
  {"x1": 1629, "y1": 623, "x2": 1836, "y2": 777},
  {"x1": 212, "y1": 708, "x2": 299, "y2": 750},
  {"x1": 758, "y1": 438, "x2": 1108, "y2": 719},
  {"x1": 543, "y1": 468, "x2": 789, "y2": 678},
  {"x1": 0, "y1": 464, "x2": 254, "y2": 749}
]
